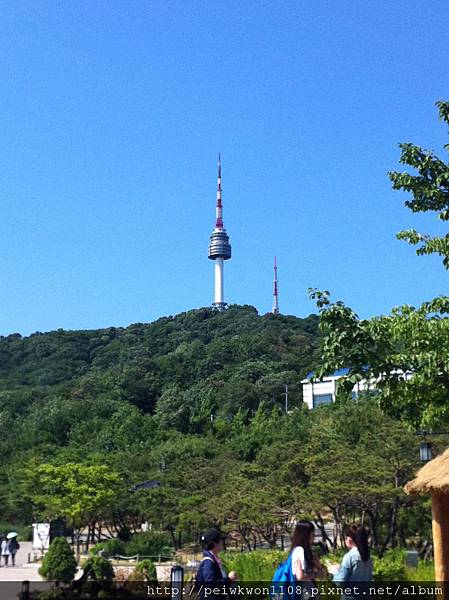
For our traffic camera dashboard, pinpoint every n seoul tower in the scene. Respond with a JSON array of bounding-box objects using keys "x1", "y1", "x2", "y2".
[{"x1": 208, "y1": 155, "x2": 232, "y2": 310}]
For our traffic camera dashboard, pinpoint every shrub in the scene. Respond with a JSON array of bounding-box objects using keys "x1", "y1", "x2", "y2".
[
  {"x1": 125, "y1": 531, "x2": 173, "y2": 559},
  {"x1": 128, "y1": 559, "x2": 157, "y2": 582},
  {"x1": 39, "y1": 537, "x2": 78, "y2": 584},
  {"x1": 82, "y1": 556, "x2": 114, "y2": 581},
  {"x1": 405, "y1": 560, "x2": 435, "y2": 581},
  {"x1": 222, "y1": 550, "x2": 287, "y2": 581},
  {"x1": 373, "y1": 549, "x2": 406, "y2": 582},
  {"x1": 90, "y1": 538, "x2": 126, "y2": 557},
  {"x1": 36, "y1": 591, "x2": 66, "y2": 600}
]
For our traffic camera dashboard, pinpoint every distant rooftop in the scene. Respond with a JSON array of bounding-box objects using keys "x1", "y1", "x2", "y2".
[
  {"x1": 304, "y1": 366, "x2": 371, "y2": 381},
  {"x1": 305, "y1": 367, "x2": 351, "y2": 380}
]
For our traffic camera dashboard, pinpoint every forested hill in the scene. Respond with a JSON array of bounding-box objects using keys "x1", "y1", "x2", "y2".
[
  {"x1": 0, "y1": 306, "x2": 426, "y2": 553},
  {"x1": 0, "y1": 305, "x2": 320, "y2": 429}
]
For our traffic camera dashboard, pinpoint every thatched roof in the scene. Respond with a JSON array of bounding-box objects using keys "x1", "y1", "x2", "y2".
[{"x1": 405, "y1": 447, "x2": 449, "y2": 495}]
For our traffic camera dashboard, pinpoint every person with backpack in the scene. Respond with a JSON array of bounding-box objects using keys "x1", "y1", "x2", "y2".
[
  {"x1": 272, "y1": 521, "x2": 325, "y2": 600},
  {"x1": 291, "y1": 520, "x2": 325, "y2": 599},
  {"x1": 195, "y1": 528, "x2": 237, "y2": 600},
  {"x1": 333, "y1": 524, "x2": 373, "y2": 584},
  {"x1": 8, "y1": 536, "x2": 20, "y2": 567}
]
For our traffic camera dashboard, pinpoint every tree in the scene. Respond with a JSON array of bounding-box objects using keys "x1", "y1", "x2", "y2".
[
  {"x1": 306, "y1": 101, "x2": 449, "y2": 430},
  {"x1": 39, "y1": 537, "x2": 78, "y2": 584},
  {"x1": 390, "y1": 101, "x2": 449, "y2": 267},
  {"x1": 299, "y1": 398, "x2": 421, "y2": 552},
  {"x1": 310, "y1": 290, "x2": 449, "y2": 429},
  {"x1": 216, "y1": 463, "x2": 285, "y2": 550},
  {"x1": 28, "y1": 462, "x2": 122, "y2": 557}
]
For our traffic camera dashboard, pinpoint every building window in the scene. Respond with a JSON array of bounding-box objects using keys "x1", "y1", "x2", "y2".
[{"x1": 313, "y1": 393, "x2": 333, "y2": 408}]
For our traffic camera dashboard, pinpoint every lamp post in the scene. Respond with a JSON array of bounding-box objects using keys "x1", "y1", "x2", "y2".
[
  {"x1": 419, "y1": 441, "x2": 433, "y2": 462},
  {"x1": 20, "y1": 581, "x2": 30, "y2": 600},
  {"x1": 416, "y1": 431, "x2": 449, "y2": 462},
  {"x1": 171, "y1": 565, "x2": 184, "y2": 600}
]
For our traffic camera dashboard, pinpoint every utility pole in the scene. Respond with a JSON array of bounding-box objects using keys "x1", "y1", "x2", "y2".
[{"x1": 284, "y1": 384, "x2": 289, "y2": 413}]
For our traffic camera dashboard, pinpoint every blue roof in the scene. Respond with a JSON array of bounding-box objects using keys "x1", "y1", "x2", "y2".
[{"x1": 306, "y1": 367, "x2": 350, "y2": 379}]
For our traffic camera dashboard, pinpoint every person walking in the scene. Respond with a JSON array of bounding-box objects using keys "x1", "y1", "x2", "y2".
[
  {"x1": 290, "y1": 520, "x2": 325, "y2": 598},
  {"x1": 333, "y1": 524, "x2": 373, "y2": 591},
  {"x1": 8, "y1": 537, "x2": 19, "y2": 567},
  {"x1": 196, "y1": 528, "x2": 237, "y2": 600},
  {"x1": 1, "y1": 538, "x2": 10, "y2": 567}
]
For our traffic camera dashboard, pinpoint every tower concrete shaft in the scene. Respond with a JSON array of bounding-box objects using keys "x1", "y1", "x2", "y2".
[{"x1": 208, "y1": 155, "x2": 231, "y2": 310}]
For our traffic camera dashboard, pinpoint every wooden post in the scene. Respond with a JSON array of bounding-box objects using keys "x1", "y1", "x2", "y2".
[{"x1": 431, "y1": 491, "x2": 449, "y2": 581}]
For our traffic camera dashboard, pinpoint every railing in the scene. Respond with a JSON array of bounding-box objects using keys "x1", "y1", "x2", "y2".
[
  {"x1": 107, "y1": 553, "x2": 174, "y2": 562},
  {"x1": 27, "y1": 552, "x2": 44, "y2": 564}
]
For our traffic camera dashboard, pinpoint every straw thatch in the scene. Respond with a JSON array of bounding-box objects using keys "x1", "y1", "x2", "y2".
[{"x1": 405, "y1": 446, "x2": 449, "y2": 495}]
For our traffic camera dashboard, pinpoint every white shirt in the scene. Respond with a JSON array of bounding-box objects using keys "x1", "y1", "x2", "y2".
[
  {"x1": 1, "y1": 540, "x2": 9, "y2": 555},
  {"x1": 292, "y1": 545, "x2": 306, "y2": 575}
]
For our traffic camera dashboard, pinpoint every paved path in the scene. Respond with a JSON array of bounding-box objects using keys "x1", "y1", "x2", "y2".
[
  {"x1": 0, "y1": 542, "x2": 44, "y2": 584},
  {"x1": 0, "y1": 543, "x2": 46, "y2": 600}
]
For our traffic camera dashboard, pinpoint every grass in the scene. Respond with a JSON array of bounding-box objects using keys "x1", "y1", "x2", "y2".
[
  {"x1": 221, "y1": 548, "x2": 436, "y2": 582},
  {"x1": 405, "y1": 561, "x2": 435, "y2": 581},
  {"x1": 222, "y1": 549, "x2": 287, "y2": 581}
]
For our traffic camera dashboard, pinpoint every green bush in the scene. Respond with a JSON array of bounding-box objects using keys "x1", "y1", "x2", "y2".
[
  {"x1": 125, "y1": 531, "x2": 173, "y2": 558},
  {"x1": 405, "y1": 560, "x2": 435, "y2": 582},
  {"x1": 129, "y1": 559, "x2": 157, "y2": 582},
  {"x1": 90, "y1": 538, "x2": 126, "y2": 557},
  {"x1": 82, "y1": 556, "x2": 114, "y2": 581},
  {"x1": 222, "y1": 550, "x2": 287, "y2": 581},
  {"x1": 39, "y1": 537, "x2": 78, "y2": 584},
  {"x1": 36, "y1": 590, "x2": 66, "y2": 600},
  {"x1": 373, "y1": 549, "x2": 406, "y2": 582}
]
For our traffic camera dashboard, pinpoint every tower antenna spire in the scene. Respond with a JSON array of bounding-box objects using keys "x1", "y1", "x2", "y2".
[
  {"x1": 208, "y1": 155, "x2": 232, "y2": 311},
  {"x1": 215, "y1": 153, "x2": 223, "y2": 229},
  {"x1": 272, "y1": 256, "x2": 279, "y2": 314}
]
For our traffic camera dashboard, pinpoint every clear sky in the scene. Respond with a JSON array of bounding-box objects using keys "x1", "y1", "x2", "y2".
[{"x1": 1, "y1": 0, "x2": 448, "y2": 336}]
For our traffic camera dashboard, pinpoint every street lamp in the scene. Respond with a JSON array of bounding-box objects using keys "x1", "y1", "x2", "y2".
[
  {"x1": 20, "y1": 581, "x2": 30, "y2": 600},
  {"x1": 171, "y1": 565, "x2": 184, "y2": 600},
  {"x1": 420, "y1": 441, "x2": 433, "y2": 462},
  {"x1": 415, "y1": 430, "x2": 449, "y2": 462}
]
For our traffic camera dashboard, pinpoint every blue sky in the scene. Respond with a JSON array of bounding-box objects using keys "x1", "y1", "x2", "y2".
[{"x1": 1, "y1": 0, "x2": 448, "y2": 336}]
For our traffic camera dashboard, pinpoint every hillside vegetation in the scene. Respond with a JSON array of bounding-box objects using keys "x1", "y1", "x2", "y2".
[
  {"x1": 0, "y1": 304, "x2": 319, "y2": 419},
  {"x1": 0, "y1": 306, "x2": 431, "y2": 555}
]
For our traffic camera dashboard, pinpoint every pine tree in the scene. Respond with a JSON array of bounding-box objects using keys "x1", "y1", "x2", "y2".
[{"x1": 39, "y1": 537, "x2": 78, "y2": 585}]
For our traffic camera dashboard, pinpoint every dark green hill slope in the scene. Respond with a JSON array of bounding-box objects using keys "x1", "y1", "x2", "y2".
[{"x1": 0, "y1": 305, "x2": 319, "y2": 416}]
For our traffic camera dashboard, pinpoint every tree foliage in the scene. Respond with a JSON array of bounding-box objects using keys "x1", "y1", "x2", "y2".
[
  {"x1": 390, "y1": 101, "x2": 449, "y2": 266},
  {"x1": 39, "y1": 537, "x2": 78, "y2": 584},
  {"x1": 309, "y1": 290, "x2": 449, "y2": 429},
  {"x1": 0, "y1": 304, "x2": 435, "y2": 554},
  {"x1": 308, "y1": 100, "x2": 449, "y2": 430}
]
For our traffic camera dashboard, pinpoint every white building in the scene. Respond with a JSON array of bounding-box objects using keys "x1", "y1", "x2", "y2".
[
  {"x1": 301, "y1": 368, "x2": 376, "y2": 409},
  {"x1": 301, "y1": 368, "x2": 411, "y2": 409}
]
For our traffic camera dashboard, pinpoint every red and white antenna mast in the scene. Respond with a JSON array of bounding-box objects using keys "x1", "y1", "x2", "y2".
[
  {"x1": 215, "y1": 153, "x2": 223, "y2": 229},
  {"x1": 272, "y1": 256, "x2": 279, "y2": 314}
]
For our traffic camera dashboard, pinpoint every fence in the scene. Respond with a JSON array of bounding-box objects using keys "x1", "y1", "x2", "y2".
[{"x1": 107, "y1": 553, "x2": 174, "y2": 563}]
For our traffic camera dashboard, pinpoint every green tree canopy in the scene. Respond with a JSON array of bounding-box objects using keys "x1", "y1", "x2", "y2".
[
  {"x1": 309, "y1": 100, "x2": 449, "y2": 430},
  {"x1": 390, "y1": 101, "x2": 449, "y2": 266}
]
